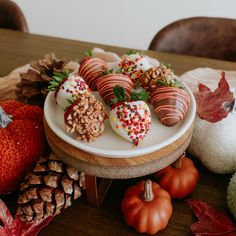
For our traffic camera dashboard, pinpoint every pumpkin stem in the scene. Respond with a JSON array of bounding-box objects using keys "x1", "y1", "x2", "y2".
[
  {"x1": 0, "y1": 106, "x2": 12, "y2": 128},
  {"x1": 142, "y1": 180, "x2": 154, "y2": 201},
  {"x1": 172, "y1": 153, "x2": 185, "y2": 169}
]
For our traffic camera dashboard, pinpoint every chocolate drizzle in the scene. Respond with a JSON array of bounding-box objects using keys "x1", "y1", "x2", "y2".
[
  {"x1": 97, "y1": 73, "x2": 133, "y2": 105},
  {"x1": 78, "y1": 58, "x2": 108, "y2": 90},
  {"x1": 151, "y1": 87, "x2": 190, "y2": 126}
]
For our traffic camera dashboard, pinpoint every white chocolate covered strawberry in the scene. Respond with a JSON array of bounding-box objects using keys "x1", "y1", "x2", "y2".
[
  {"x1": 118, "y1": 52, "x2": 152, "y2": 82},
  {"x1": 48, "y1": 71, "x2": 89, "y2": 109},
  {"x1": 121, "y1": 52, "x2": 151, "y2": 71},
  {"x1": 109, "y1": 101, "x2": 151, "y2": 145},
  {"x1": 109, "y1": 86, "x2": 151, "y2": 145}
]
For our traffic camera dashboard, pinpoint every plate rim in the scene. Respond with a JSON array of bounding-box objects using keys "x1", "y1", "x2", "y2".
[{"x1": 44, "y1": 80, "x2": 196, "y2": 158}]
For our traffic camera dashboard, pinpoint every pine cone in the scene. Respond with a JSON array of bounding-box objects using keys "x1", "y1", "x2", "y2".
[
  {"x1": 65, "y1": 94, "x2": 107, "y2": 142},
  {"x1": 17, "y1": 153, "x2": 85, "y2": 222},
  {"x1": 16, "y1": 53, "x2": 69, "y2": 106},
  {"x1": 139, "y1": 66, "x2": 174, "y2": 92}
]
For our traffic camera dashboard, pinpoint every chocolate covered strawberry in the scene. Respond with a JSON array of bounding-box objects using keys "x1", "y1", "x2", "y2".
[
  {"x1": 48, "y1": 71, "x2": 89, "y2": 109},
  {"x1": 64, "y1": 94, "x2": 107, "y2": 142},
  {"x1": 97, "y1": 73, "x2": 133, "y2": 105},
  {"x1": 151, "y1": 80, "x2": 190, "y2": 126},
  {"x1": 78, "y1": 56, "x2": 108, "y2": 90},
  {"x1": 113, "y1": 51, "x2": 152, "y2": 83},
  {"x1": 109, "y1": 86, "x2": 151, "y2": 145}
]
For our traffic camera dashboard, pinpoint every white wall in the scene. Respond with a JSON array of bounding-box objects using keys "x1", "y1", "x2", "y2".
[{"x1": 13, "y1": 0, "x2": 236, "y2": 50}]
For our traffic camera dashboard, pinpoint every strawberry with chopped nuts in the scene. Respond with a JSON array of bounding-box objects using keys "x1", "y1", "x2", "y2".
[
  {"x1": 64, "y1": 94, "x2": 107, "y2": 142},
  {"x1": 139, "y1": 65, "x2": 175, "y2": 92},
  {"x1": 109, "y1": 86, "x2": 151, "y2": 145}
]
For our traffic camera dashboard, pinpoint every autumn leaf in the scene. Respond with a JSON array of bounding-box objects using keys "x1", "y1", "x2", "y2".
[
  {"x1": 187, "y1": 199, "x2": 236, "y2": 235},
  {"x1": 0, "y1": 199, "x2": 53, "y2": 236},
  {"x1": 195, "y1": 72, "x2": 234, "y2": 123}
]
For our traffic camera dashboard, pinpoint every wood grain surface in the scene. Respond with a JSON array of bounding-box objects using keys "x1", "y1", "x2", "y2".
[
  {"x1": 45, "y1": 120, "x2": 193, "y2": 178},
  {"x1": 0, "y1": 29, "x2": 235, "y2": 236}
]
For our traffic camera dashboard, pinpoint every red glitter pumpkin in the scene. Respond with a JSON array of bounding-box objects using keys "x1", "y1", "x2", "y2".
[{"x1": 0, "y1": 100, "x2": 46, "y2": 194}]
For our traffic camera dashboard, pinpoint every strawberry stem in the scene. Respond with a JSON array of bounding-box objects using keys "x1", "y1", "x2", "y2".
[{"x1": 0, "y1": 106, "x2": 12, "y2": 128}]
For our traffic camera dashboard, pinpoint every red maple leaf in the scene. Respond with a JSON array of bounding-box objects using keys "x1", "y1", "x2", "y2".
[
  {"x1": 195, "y1": 72, "x2": 234, "y2": 123},
  {"x1": 0, "y1": 199, "x2": 53, "y2": 236},
  {"x1": 187, "y1": 199, "x2": 236, "y2": 236}
]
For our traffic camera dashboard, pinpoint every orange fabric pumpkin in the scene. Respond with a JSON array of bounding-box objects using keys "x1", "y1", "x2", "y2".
[
  {"x1": 154, "y1": 155, "x2": 199, "y2": 199},
  {"x1": 0, "y1": 100, "x2": 46, "y2": 194},
  {"x1": 121, "y1": 180, "x2": 172, "y2": 235}
]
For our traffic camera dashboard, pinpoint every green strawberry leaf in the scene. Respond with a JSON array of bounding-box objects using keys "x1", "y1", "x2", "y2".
[
  {"x1": 130, "y1": 88, "x2": 149, "y2": 101},
  {"x1": 84, "y1": 49, "x2": 93, "y2": 57},
  {"x1": 125, "y1": 49, "x2": 136, "y2": 55},
  {"x1": 156, "y1": 77, "x2": 185, "y2": 89},
  {"x1": 114, "y1": 85, "x2": 126, "y2": 102},
  {"x1": 99, "y1": 69, "x2": 114, "y2": 77},
  {"x1": 48, "y1": 71, "x2": 69, "y2": 91}
]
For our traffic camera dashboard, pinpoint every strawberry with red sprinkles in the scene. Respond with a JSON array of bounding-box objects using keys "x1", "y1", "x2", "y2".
[
  {"x1": 118, "y1": 52, "x2": 152, "y2": 83},
  {"x1": 48, "y1": 71, "x2": 90, "y2": 110},
  {"x1": 109, "y1": 86, "x2": 151, "y2": 145}
]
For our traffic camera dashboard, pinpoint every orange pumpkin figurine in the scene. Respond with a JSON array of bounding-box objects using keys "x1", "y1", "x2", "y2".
[
  {"x1": 154, "y1": 154, "x2": 199, "y2": 199},
  {"x1": 121, "y1": 180, "x2": 172, "y2": 235},
  {"x1": 0, "y1": 100, "x2": 46, "y2": 194}
]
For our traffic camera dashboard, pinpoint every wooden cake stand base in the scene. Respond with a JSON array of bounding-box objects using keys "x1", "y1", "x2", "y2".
[{"x1": 44, "y1": 120, "x2": 194, "y2": 207}]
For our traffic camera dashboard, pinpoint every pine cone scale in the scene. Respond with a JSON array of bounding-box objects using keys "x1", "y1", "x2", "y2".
[
  {"x1": 55, "y1": 188, "x2": 65, "y2": 211},
  {"x1": 39, "y1": 187, "x2": 54, "y2": 202},
  {"x1": 33, "y1": 200, "x2": 44, "y2": 220},
  {"x1": 44, "y1": 174, "x2": 60, "y2": 188},
  {"x1": 62, "y1": 176, "x2": 74, "y2": 194},
  {"x1": 46, "y1": 202, "x2": 55, "y2": 216}
]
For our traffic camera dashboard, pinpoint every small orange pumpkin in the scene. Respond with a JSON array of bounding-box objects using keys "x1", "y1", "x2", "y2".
[
  {"x1": 121, "y1": 180, "x2": 172, "y2": 235},
  {"x1": 154, "y1": 154, "x2": 199, "y2": 199}
]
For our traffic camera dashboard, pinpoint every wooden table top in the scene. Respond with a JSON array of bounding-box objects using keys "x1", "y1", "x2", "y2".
[{"x1": 0, "y1": 29, "x2": 235, "y2": 236}]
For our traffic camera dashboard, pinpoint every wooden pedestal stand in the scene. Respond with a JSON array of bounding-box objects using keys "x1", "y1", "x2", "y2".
[{"x1": 44, "y1": 120, "x2": 194, "y2": 207}]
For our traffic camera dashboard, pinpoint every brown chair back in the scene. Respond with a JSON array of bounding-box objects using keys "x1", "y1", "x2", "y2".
[
  {"x1": 0, "y1": 0, "x2": 28, "y2": 32},
  {"x1": 149, "y1": 17, "x2": 236, "y2": 61}
]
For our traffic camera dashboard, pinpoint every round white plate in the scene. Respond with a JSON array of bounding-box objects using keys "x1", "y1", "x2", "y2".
[{"x1": 44, "y1": 81, "x2": 196, "y2": 158}]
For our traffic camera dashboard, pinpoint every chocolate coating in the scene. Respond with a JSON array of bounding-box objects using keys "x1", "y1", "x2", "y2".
[
  {"x1": 151, "y1": 87, "x2": 190, "y2": 126},
  {"x1": 79, "y1": 58, "x2": 108, "y2": 90},
  {"x1": 97, "y1": 73, "x2": 133, "y2": 104}
]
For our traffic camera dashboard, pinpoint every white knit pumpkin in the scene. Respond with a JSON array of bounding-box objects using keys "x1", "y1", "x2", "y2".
[
  {"x1": 181, "y1": 68, "x2": 236, "y2": 174},
  {"x1": 227, "y1": 172, "x2": 236, "y2": 219},
  {"x1": 188, "y1": 114, "x2": 236, "y2": 173}
]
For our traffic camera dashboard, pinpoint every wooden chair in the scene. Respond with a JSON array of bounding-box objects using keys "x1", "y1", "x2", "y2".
[
  {"x1": 0, "y1": 0, "x2": 28, "y2": 32},
  {"x1": 149, "y1": 17, "x2": 236, "y2": 61}
]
